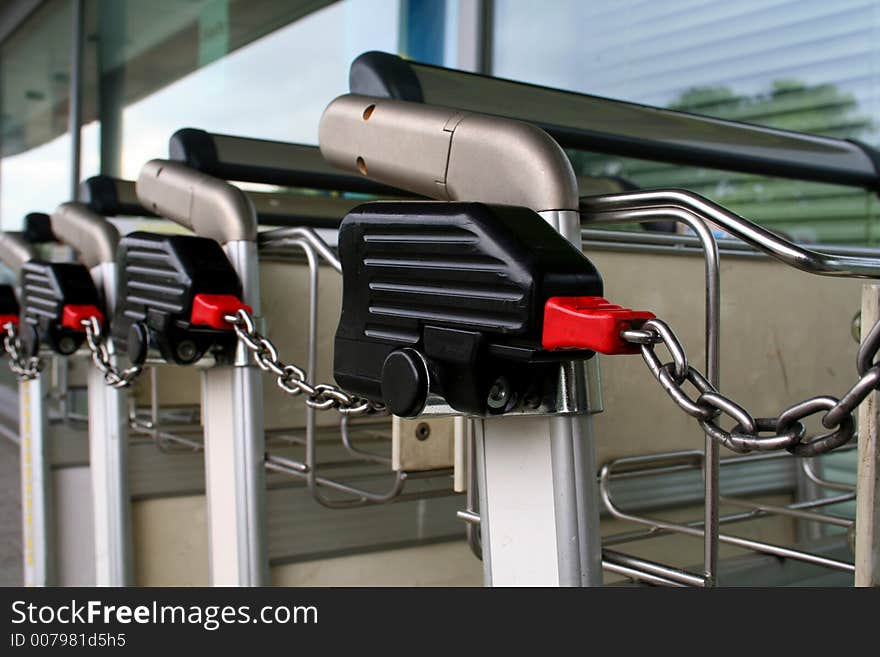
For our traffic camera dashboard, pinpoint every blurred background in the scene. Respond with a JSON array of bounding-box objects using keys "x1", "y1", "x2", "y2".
[{"x1": 1, "y1": 0, "x2": 880, "y2": 244}]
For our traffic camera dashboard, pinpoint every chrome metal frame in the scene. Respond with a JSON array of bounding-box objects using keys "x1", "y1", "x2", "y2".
[{"x1": 582, "y1": 187, "x2": 879, "y2": 586}]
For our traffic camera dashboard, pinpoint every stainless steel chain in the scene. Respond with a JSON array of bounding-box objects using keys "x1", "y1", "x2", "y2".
[
  {"x1": 621, "y1": 316, "x2": 879, "y2": 457},
  {"x1": 3, "y1": 323, "x2": 43, "y2": 380},
  {"x1": 82, "y1": 316, "x2": 142, "y2": 389},
  {"x1": 225, "y1": 308, "x2": 384, "y2": 416}
]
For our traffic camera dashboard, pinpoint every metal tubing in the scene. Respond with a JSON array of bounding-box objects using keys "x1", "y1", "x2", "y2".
[
  {"x1": 581, "y1": 189, "x2": 880, "y2": 279},
  {"x1": 87, "y1": 261, "x2": 132, "y2": 586},
  {"x1": 319, "y1": 95, "x2": 579, "y2": 212},
  {"x1": 856, "y1": 283, "x2": 880, "y2": 586},
  {"x1": 168, "y1": 128, "x2": 408, "y2": 196},
  {"x1": 267, "y1": 236, "x2": 433, "y2": 509},
  {"x1": 0, "y1": 232, "x2": 36, "y2": 274},
  {"x1": 209, "y1": 239, "x2": 267, "y2": 586},
  {"x1": 68, "y1": 0, "x2": 84, "y2": 201},
  {"x1": 19, "y1": 375, "x2": 53, "y2": 586},
  {"x1": 319, "y1": 97, "x2": 598, "y2": 585},
  {"x1": 587, "y1": 206, "x2": 722, "y2": 586},
  {"x1": 719, "y1": 496, "x2": 853, "y2": 528},
  {"x1": 51, "y1": 202, "x2": 132, "y2": 585},
  {"x1": 602, "y1": 549, "x2": 705, "y2": 587},
  {"x1": 349, "y1": 51, "x2": 879, "y2": 190},
  {"x1": 600, "y1": 456, "x2": 855, "y2": 574},
  {"x1": 601, "y1": 560, "x2": 688, "y2": 587}
]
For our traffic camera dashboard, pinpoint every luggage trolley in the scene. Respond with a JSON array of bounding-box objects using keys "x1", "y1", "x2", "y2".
[
  {"x1": 333, "y1": 52, "x2": 880, "y2": 586},
  {"x1": 122, "y1": 131, "x2": 461, "y2": 585},
  {"x1": 0, "y1": 225, "x2": 110, "y2": 586}
]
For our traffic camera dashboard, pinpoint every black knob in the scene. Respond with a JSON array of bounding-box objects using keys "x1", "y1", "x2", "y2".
[
  {"x1": 127, "y1": 322, "x2": 148, "y2": 366},
  {"x1": 20, "y1": 324, "x2": 39, "y2": 358},
  {"x1": 381, "y1": 348, "x2": 429, "y2": 418}
]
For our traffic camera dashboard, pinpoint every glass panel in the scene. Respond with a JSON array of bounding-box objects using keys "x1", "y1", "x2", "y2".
[
  {"x1": 492, "y1": 0, "x2": 880, "y2": 245},
  {"x1": 0, "y1": 0, "x2": 73, "y2": 229}
]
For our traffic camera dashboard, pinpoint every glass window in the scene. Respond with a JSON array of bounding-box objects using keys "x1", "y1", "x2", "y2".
[
  {"x1": 0, "y1": 0, "x2": 74, "y2": 229},
  {"x1": 109, "y1": 0, "x2": 402, "y2": 179},
  {"x1": 492, "y1": 0, "x2": 880, "y2": 245}
]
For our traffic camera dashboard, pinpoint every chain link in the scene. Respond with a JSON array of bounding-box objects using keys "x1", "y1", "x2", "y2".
[
  {"x1": 82, "y1": 316, "x2": 142, "y2": 389},
  {"x1": 2, "y1": 322, "x2": 42, "y2": 380},
  {"x1": 225, "y1": 308, "x2": 384, "y2": 416},
  {"x1": 623, "y1": 316, "x2": 880, "y2": 456}
]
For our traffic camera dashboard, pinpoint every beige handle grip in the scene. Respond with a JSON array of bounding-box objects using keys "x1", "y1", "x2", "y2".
[
  {"x1": 0, "y1": 232, "x2": 36, "y2": 275},
  {"x1": 51, "y1": 202, "x2": 119, "y2": 267},
  {"x1": 319, "y1": 94, "x2": 578, "y2": 212},
  {"x1": 136, "y1": 159, "x2": 257, "y2": 244}
]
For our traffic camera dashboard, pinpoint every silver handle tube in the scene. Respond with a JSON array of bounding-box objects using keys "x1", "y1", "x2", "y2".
[
  {"x1": 319, "y1": 94, "x2": 579, "y2": 212},
  {"x1": 51, "y1": 202, "x2": 120, "y2": 268},
  {"x1": 135, "y1": 159, "x2": 257, "y2": 244},
  {"x1": 350, "y1": 51, "x2": 880, "y2": 191},
  {"x1": 0, "y1": 232, "x2": 36, "y2": 275},
  {"x1": 582, "y1": 189, "x2": 880, "y2": 279}
]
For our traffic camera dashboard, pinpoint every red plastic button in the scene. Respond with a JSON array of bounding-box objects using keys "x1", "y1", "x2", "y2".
[
  {"x1": 190, "y1": 293, "x2": 252, "y2": 329},
  {"x1": 542, "y1": 296, "x2": 655, "y2": 355},
  {"x1": 61, "y1": 304, "x2": 104, "y2": 331},
  {"x1": 0, "y1": 314, "x2": 18, "y2": 327}
]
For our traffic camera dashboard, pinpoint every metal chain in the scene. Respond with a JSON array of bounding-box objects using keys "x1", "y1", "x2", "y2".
[
  {"x1": 621, "y1": 317, "x2": 877, "y2": 457},
  {"x1": 2, "y1": 323, "x2": 43, "y2": 380},
  {"x1": 82, "y1": 316, "x2": 142, "y2": 389},
  {"x1": 225, "y1": 308, "x2": 384, "y2": 416}
]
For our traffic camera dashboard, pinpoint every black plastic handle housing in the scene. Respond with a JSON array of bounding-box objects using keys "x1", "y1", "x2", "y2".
[
  {"x1": 112, "y1": 232, "x2": 245, "y2": 366},
  {"x1": 333, "y1": 201, "x2": 603, "y2": 416},
  {"x1": 0, "y1": 284, "x2": 19, "y2": 319},
  {"x1": 23, "y1": 213, "x2": 56, "y2": 244},
  {"x1": 19, "y1": 261, "x2": 101, "y2": 355}
]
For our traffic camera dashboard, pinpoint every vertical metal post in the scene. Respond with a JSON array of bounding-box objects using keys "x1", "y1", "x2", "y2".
[
  {"x1": 202, "y1": 240, "x2": 268, "y2": 586},
  {"x1": 475, "y1": 209, "x2": 601, "y2": 586},
  {"x1": 54, "y1": 0, "x2": 86, "y2": 424},
  {"x1": 19, "y1": 374, "x2": 53, "y2": 586},
  {"x1": 88, "y1": 261, "x2": 133, "y2": 585},
  {"x1": 542, "y1": 208, "x2": 602, "y2": 585},
  {"x1": 856, "y1": 282, "x2": 880, "y2": 586}
]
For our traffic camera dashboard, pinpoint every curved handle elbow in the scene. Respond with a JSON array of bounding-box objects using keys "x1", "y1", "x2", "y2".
[
  {"x1": 319, "y1": 94, "x2": 578, "y2": 212},
  {"x1": 51, "y1": 202, "x2": 120, "y2": 267},
  {"x1": 136, "y1": 159, "x2": 257, "y2": 244},
  {"x1": 0, "y1": 232, "x2": 36, "y2": 275}
]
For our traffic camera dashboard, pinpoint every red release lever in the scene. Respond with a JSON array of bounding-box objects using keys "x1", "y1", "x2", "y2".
[
  {"x1": 0, "y1": 314, "x2": 19, "y2": 327},
  {"x1": 61, "y1": 304, "x2": 104, "y2": 331},
  {"x1": 190, "y1": 293, "x2": 252, "y2": 329},
  {"x1": 542, "y1": 296, "x2": 655, "y2": 355}
]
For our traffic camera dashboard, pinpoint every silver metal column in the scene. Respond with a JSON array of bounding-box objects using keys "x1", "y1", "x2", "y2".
[
  {"x1": 203, "y1": 240, "x2": 267, "y2": 586},
  {"x1": 857, "y1": 282, "x2": 880, "y2": 586},
  {"x1": 542, "y1": 209, "x2": 603, "y2": 586},
  {"x1": 19, "y1": 374, "x2": 52, "y2": 586},
  {"x1": 88, "y1": 261, "x2": 133, "y2": 585}
]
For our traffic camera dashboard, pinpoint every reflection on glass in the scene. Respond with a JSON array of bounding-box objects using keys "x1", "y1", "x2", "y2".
[
  {"x1": 493, "y1": 0, "x2": 880, "y2": 245},
  {"x1": 113, "y1": 0, "x2": 401, "y2": 179}
]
